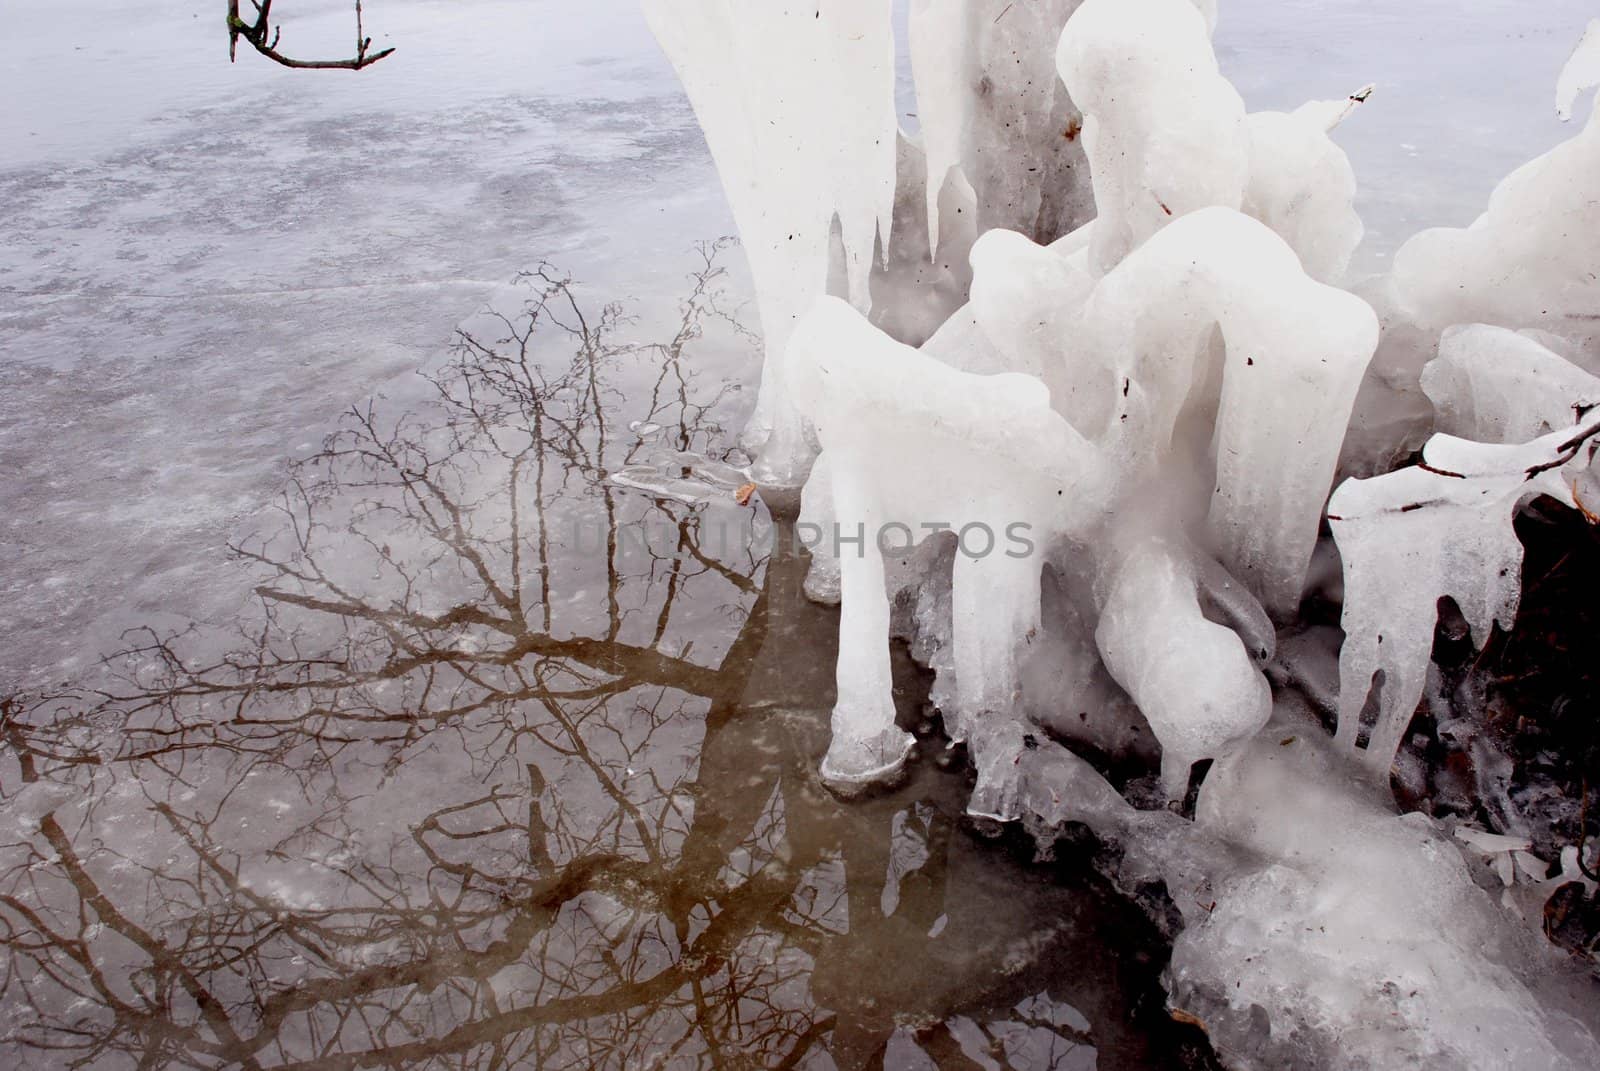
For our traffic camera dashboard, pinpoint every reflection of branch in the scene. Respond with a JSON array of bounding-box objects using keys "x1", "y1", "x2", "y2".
[
  {"x1": 36, "y1": 812, "x2": 261, "y2": 1066},
  {"x1": 227, "y1": 0, "x2": 395, "y2": 71},
  {"x1": 265, "y1": 865, "x2": 800, "y2": 1071},
  {"x1": 0, "y1": 253, "x2": 879, "y2": 1070},
  {"x1": 246, "y1": 585, "x2": 726, "y2": 697}
]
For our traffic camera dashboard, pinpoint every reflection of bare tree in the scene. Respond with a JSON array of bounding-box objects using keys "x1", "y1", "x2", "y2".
[{"x1": 0, "y1": 251, "x2": 1202, "y2": 1071}]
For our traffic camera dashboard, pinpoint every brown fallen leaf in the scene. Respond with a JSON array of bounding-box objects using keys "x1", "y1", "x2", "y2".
[
  {"x1": 1571, "y1": 477, "x2": 1600, "y2": 525},
  {"x1": 735, "y1": 482, "x2": 757, "y2": 507},
  {"x1": 1168, "y1": 1008, "x2": 1209, "y2": 1033}
]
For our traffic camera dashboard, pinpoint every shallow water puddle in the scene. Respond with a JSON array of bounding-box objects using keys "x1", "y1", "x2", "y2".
[{"x1": 0, "y1": 254, "x2": 1205, "y2": 1070}]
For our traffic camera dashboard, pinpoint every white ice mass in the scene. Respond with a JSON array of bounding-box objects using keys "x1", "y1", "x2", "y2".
[
  {"x1": 643, "y1": 0, "x2": 1600, "y2": 1066},
  {"x1": 642, "y1": 0, "x2": 899, "y2": 488}
]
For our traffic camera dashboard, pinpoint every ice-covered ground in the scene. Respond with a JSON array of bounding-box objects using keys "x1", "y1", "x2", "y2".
[{"x1": 0, "y1": 0, "x2": 1593, "y2": 684}]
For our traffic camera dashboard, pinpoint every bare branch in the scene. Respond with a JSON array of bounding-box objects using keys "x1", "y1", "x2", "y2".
[{"x1": 227, "y1": 0, "x2": 395, "y2": 71}]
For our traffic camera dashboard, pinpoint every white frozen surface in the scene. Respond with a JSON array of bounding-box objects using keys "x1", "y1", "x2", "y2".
[{"x1": 0, "y1": 0, "x2": 736, "y2": 686}]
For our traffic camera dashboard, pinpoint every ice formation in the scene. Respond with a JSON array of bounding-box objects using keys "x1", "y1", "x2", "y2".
[
  {"x1": 649, "y1": 1, "x2": 1600, "y2": 1065},
  {"x1": 642, "y1": 0, "x2": 898, "y2": 487},
  {"x1": 1423, "y1": 325, "x2": 1600, "y2": 445},
  {"x1": 1078, "y1": 208, "x2": 1377, "y2": 617},
  {"x1": 1328, "y1": 424, "x2": 1592, "y2": 774},
  {"x1": 1326, "y1": 30, "x2": 1600, "y2": 777},
  {"x1": 1558, "y1": 18, "x2": 1600, "y2": 123},
  {"x1": 653, "y1": 0, "x2": 1381, "y2": 812},
  {"x1": 1056, "y1": 0, "x2": 1247, "y2": 276},
  {"x1": 1338, "y1": 25, "x2": 1600, "y2": 481},
  {"x1": 1389, "y1": 19, "x2": 1600, "y2": 356},
  {"x1": 1180, "y1": 706, "x2": 1600, "y2": 1071},
  {"x1": 789, "y1": 202, "x2": 1373, "y2": 801},
  {"x1": 785, "y1": 296, "x2": 1112, "y2": 787},
  {"x1": 907, "y1": 0, "x2": 1094, "y2": 251},
  {"x1": 1240, "y1": 90, "x2": 1369, "y2": 284},
  {"x1": 1094, "y1": 536, "x2": 1272, "y2": 798},
  {"x1": 965, "y1": 698, "x2": 1600, "y2": 1069}
]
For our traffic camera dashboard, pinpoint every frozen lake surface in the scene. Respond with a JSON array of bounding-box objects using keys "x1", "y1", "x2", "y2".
[{"x1": 1, "y1": 0, "x2": 733, "y2": 686}]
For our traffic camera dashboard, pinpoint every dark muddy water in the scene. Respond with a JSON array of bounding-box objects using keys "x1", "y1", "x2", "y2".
[{"x1": 0, "y1": 250, "x2": 1209, "y2": 1070}]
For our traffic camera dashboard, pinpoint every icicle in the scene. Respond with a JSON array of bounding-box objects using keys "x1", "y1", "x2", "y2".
[
  {"x1": 785, "y1": 297, "x2": 1111, "y2": 787},
  {"x1": 798, "y1": 452, "x2": 842, "y2": 605},
  {"x1": 1328, "y1": 419, "x2": 1597, "y2": 775},
  {"x1": 868, "y1": 132, "x2": 977, "y2": 346},
  {"x1": 907, "y1": 0, "x2": 971, "y2": 257},
  {"x1": 909, "y1": 0, "x2": 1094, "y2": 251},
  {"x1": 819, "y1": 454, "x2": 913, "y2": 790},
  {"x1": 642, "y1": 0, "x2": 898, "y2": 487},
  {"x1": 1081, "y1": 208, "x2": 1379, "y2": 616}
]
